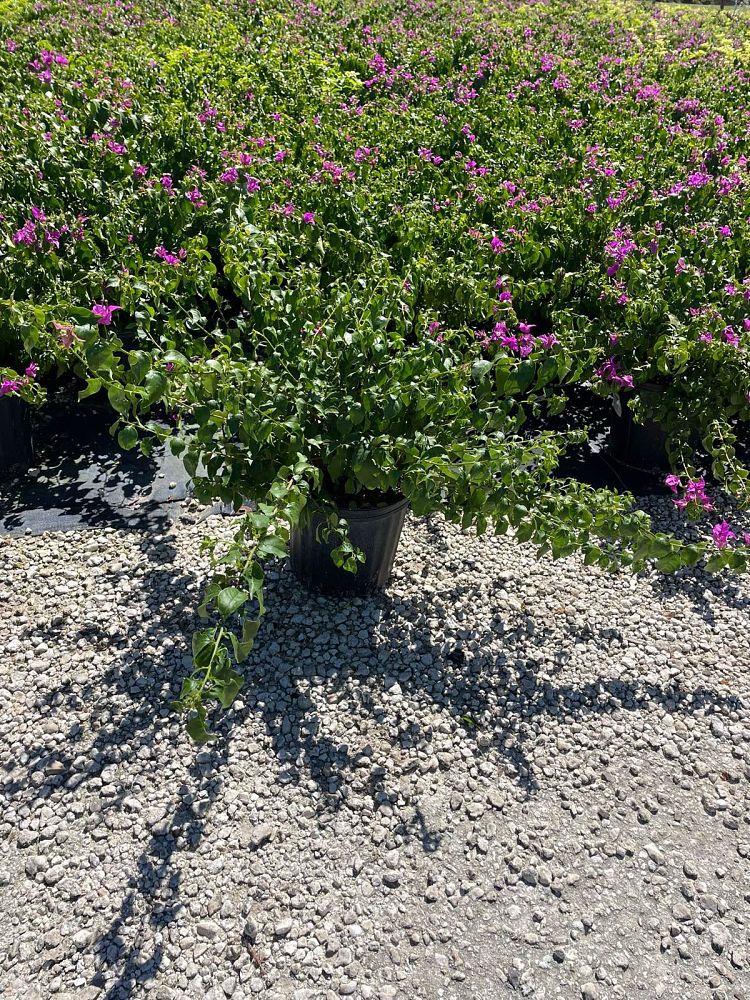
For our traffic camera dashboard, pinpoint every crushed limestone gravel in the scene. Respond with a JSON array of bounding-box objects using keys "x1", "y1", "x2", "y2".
[{"x1": 1, "y1": 502, "x2": 749, "y2": 1000}]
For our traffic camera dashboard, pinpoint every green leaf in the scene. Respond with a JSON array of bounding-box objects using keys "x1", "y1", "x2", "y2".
[
  {"x1": 504, "y1": 361, "x2": 535, "y2": 396},
  {"x1": 704, "y1": 555, "x2": 727, "y2": 574},
  {"x1": 227, "y1": 616, "x2": 261, "y2": 663},
  {"x1": 117, "y1": 425, "x2": 138, "y2": 450},
  {"x1": 583, "y1": 546, "x2": 601, "y2": 565},
  {"x1": 164, "y1": 349, "x2": 189, "y2": 367},
  {"x1": 655, "y1": 552, "x2": 684, "y2": 573},
  {"x1": 143, "y1": 370, "x2": 168, "y2": 404},
  {"x1": 216, "y1": 586, "x2": 249, "y2": 618},
  {"x1": 256, "y1": 533, "x2": 288, "y2": 560},
  {"x1": 516, "y1": 522, "x2": 534, "y2": 543},
  {"x1": 78, "y1": 378, "x2": 102, "y2": 400},
  {"x1": 472, "y1": 359, "x2": 492, "y2": 381},
  {"x1": 108, "y1": 385, "x2": 131, "y2": 415},
  {"x1": 192, "y1": 629, "x2": 216, "y2": 659},
  {"x1": 183, "y1": 453, "x2": 199, "y2": 478},
  {"x1": 128, "y1": 350, "x2": 150, "y2": 383},
  {"x1": 213, "y1": 668, "x2": 243, "y2": 708},
  {"x1": 86, "y1": 343, "x2": 116, "y2": 373},
  {"x1": 186, "y1": 713, "x2": 217, "y2": 744}
]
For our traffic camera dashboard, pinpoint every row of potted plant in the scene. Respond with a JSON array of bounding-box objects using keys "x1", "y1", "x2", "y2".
[{"x1": 1, "y1": 0, "x2": 750, "y2": 737}]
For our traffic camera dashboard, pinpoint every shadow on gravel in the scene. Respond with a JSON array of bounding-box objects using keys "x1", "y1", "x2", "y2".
[
  {"x1": 646, "y1": 570, "x2": 750, "y2": 624},
  {"x1": 641, "y1": 488, "x2": 750, "y2": 622},
  {"x1": 90, "y1": 749, "x2": 228, "y2": 1000},
  {"x1": 2, "y1": 539, "x2": 208, "y2": 999},
  {"x1": 231, "y1": 575, "x2": 746, "y2": 801},
  {"x1": 4, "y1": 520, "x2": 748, "y2": 997}
]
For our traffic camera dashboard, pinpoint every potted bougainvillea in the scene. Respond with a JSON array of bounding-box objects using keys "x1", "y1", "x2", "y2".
[
  {"x1": 84, "y1": 257, "x2": 746, "y2": 740},
  {"x1": 2, "y1": 0, "x2": 750, "y2": 744},
  {"x1": 0, "y1": 362, "x2": 42, "y2": 474},
  {"x1": 585, "y1": 147, "x2": 750, "y2": 483}
]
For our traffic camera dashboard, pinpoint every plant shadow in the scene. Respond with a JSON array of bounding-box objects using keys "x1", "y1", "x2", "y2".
[
  {"x1": 0, "y1": 398, "x2": 187, "y2": 535},
  {"x1": 3, "y1": 520, "x2": 747, "y2": 998}
]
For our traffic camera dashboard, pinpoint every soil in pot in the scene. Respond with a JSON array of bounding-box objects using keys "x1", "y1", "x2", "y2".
[
  {"x1": 289, "y1": 495, "x2": 409, "y2": 596},
  {"x1": 0, "y1": 396, "x2": 34, "y2": 476}
]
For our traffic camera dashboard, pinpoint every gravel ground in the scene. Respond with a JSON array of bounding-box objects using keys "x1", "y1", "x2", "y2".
[{"x1": 1, "y1": 504, "x2": 750, "y2": 1000}]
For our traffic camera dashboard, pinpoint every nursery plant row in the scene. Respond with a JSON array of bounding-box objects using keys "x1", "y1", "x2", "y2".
[{"x1": 1, "y1": 0, "x2": 749, "y2": 736}]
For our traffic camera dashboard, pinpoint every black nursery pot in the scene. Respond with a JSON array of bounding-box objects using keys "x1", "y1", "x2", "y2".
[
  {"x1": 0, "y1": 396, "x2": 33, "y2": 476},
  {"x1": 290, "y1": 496, "x2": 409, "y2": 596},
  {"x1": 608, "y1": 386, "x2": 669, "y2": 472}
]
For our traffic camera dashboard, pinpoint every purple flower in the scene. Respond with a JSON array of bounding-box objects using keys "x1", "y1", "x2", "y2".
[
  {"x1": 672, "y1": 478, "x2": 713, "y2": 513},
  {"x1": 219, "y1": 167, "x2": 238, "y2": 184},
  {"x1": 185, "y1": 187, "x2": 205, "y2": 205},
  {"x1": 302, "y1": 212, "x2": 316, "y2": 225},
  {"x1": 245, "y1": 176, "x2": 260, "y2": 193},
  {"x1": 712, "y1": 521, "x2": 736, "y2": 549},
  {"x1": 518, "y1": 334, "x2": 535, "y2": 357},
  {"x1": 91, "y1": 303, "x2": 122, "y2": 325},
  {"x1": 54, "y1": 322, "x2": 77, "y2": 348},
  {"x1": 44, "y1": 228, "x2": 66, "y2": 249},
  {"x1": 154, "y1": 245, "x2": 185, "y2": 266},
  {"x1": 12, "y1": 220, "x2": 37, "y2": 246},
  {"x1": 25, "y1": 362, "x2": 38, "y2": 378},
  {"x1": 537, "y1": 333, "x2": 558, "y2": 349},
  {"x1": 636, "y1": 83, "x2": 662, "y2": 102},
  {"x1": 595, "y1": 357, "x2": 634, "y2": 389},
  {"x1": 427, "y1": 320, "x2": 443, "y2": 342},
  {"x1": 0, "y1": 379, "x2": 23, "y2": 397},
  {"x1": 683, "y1": 479, "x2": 713, "y2": 512},
  {"x1": 605, "y1": 233, "x2": 637, "y2": 275}
]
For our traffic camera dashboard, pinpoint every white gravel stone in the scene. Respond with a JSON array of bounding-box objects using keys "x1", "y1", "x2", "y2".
[{"x1": 1, "y1": 505, "x2": 749, "y2": 999}]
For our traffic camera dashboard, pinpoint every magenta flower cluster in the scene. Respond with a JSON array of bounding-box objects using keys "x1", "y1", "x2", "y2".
[
  {"x1": 0, "y1": 360, "x2": 38, "y2": 397},
  {"x1": 594, "y1": 357, "x2": 634, "y2": 389}
]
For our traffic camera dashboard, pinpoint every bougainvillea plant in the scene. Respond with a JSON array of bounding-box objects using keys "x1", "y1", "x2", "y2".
[
  {"x1": 2, "y1": 0, "x2": 750, "y2": 737},
  {"x1": 79, "y1": 266, "x2": 748, "y2": 740}
]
